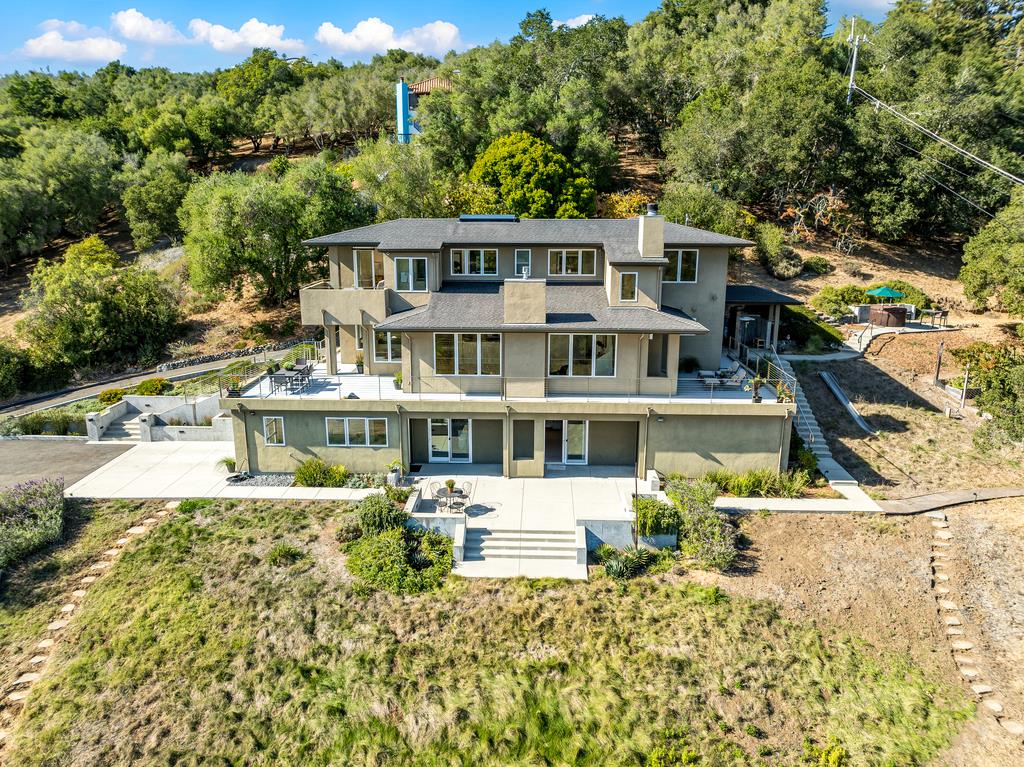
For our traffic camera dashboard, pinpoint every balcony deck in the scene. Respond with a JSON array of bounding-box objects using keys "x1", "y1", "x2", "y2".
[{"x1": 234, "y1": 363, "x2": 781, "y2": 405}]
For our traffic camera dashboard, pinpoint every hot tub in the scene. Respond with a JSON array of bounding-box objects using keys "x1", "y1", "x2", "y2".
[{"x1": 868, "y1": 305, "x2": 907, "y2": 327}]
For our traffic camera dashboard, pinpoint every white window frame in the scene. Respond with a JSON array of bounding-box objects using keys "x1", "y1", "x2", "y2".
[
  {"x1": 354, "y1": 249, "x2": 382, "y2": 289},
  {"x1": 373, "y1": 329, "x2": 401, "y2": 362},
  {"x1": 450, "y1": 248, "x2": 499, "y2": 276},
  {"x1": 547, "y1": 333, "x2": 617, "y2": 378},
  {"x1": 263, "y1": 416, "x2": 286, "y2": 447},
  {"x1": 619, "y1": 271, "x2": 639, "y2": 302},
  {"x1": 514, "y1": 249, "x2": 532, "y2": 277},
  {"x1": 662, "y1": 249, "x2": 699, "y2": 284},
  {"x1": 325, "y1": 417, "x2": 389, "y2": 447},
  {"x1": 433, "y1": 332, "x2": 502, "y2": 377},
  {"x1": 547, "y1": 249, "x2": 597, "y2": 277},
  {"x1": 394, "y1": 256, "x2": 428, "y2": 292}
]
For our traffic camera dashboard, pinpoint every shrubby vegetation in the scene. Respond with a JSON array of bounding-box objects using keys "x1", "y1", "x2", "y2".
[
  {"x1": 0, "y1": 478, "x2": 65, "y2": 573},
  {"x1": 949, "y1": 342, "x2": 1024, "y2": 447},
  {"x1": 960, "y1": 188, "x2": 1024, "y2": 316},
  {"x1": 116, "y1": 148, "x2": 191, "y2": 250},
  {"x1": 698, "y1": 468, "x2": 811, "y2": 499},
  {"x1": 666, "y1": 478, "x2": 738, "y2": 571},
  {"x1": 754, "y1": 223, "x2": 802, "y2": 279},
  {"x1": 810, "y1": 281, "x2": 932, "y2": 318}
]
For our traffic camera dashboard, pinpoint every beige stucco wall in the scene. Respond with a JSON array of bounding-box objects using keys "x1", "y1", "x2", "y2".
[
  {"x1": 606, "y1": 263, "x2": 661, "y2": 309},
  {"x1": 660, "y1": 246, "x2": 729, "y2": 369},
  {"x1": 645, "y1": 413, "x2": 791, "y2": 476}
]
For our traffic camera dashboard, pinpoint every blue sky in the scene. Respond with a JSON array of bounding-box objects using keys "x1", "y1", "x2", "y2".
[{"x1": 0, "y1": 2, "x2": 893, "y2": 74}]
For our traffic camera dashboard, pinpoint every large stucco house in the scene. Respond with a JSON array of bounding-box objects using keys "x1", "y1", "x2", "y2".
[{"x1": 220, "y1": 207, "x2": 799, "y2": 479}]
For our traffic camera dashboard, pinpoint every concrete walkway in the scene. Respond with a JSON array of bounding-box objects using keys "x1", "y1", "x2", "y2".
[
  {"x1": 879, "y1": 487, "x2": 1024, "y2": 515},
  {"x1": 65, "y1": 442, "x2": 374, "y2": 501},
  {"x1": 715, "y1": 482, "x2": 881, "y2": 514}
]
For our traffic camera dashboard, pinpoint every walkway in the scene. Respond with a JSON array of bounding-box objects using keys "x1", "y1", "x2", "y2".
[
  {"x1": 64, "y1": 442, "x2": 375, "y2": 501},
  {"x1": 879, "y1": 487, "x2": 1024, "y2": 515}
]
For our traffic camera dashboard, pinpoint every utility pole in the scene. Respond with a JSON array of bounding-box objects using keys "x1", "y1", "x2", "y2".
[{"x1": 847, "y1": 19, "x2": 863, "y2": 105}]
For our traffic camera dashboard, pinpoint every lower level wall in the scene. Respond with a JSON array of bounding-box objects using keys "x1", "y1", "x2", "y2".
[{"x1": 646, "y1": 413, "x2": 791, "y2": 477}]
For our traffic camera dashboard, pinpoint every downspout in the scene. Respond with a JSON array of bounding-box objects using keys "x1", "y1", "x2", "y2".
[{"x1": 504, "y1": 405, "x2": 512, "y2": 478}]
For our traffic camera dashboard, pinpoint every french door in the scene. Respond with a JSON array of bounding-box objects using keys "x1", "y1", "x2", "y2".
[
  {"x1": 544, "y1": 419, "x2": 588, "y2": 464},
  {"x1": 429, "y1": 418, "x2": 472, "y2": 462}
]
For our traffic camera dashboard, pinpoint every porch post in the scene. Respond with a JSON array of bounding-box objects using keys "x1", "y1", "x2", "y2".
[
  {"x1": 325, "y1": 324, "x2": 338, "y2": 375},
  {"x1": 771, "y1": 305, "x2": 781, "y2": 348}
]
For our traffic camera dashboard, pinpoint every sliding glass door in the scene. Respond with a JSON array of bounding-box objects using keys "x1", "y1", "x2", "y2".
[{"x1": 429, "y1": 418, "x2": 472, "y2": 462}]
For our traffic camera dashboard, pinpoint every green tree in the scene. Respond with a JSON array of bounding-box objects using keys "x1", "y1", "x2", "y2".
[
  {"x1": 959, "y1": 189, "x2": 1024, "y2": 316},
  {"x1": 217, "y1": 49, "x2": 304, "y2": 151},
  {"x1": 182, "y1": 156, "x2": 372, "y2": 304},
  {"x1": 6, "y1": 73, "x2": 73, "y2": 120},
  {"x1": 117, "y1": 149, "x2": 191, "y2": 250},
  {"x1": 660, "y1": 182, "x2": 754, "y2": 239},
  {"x1": 468, "y1": 132, "x2": 595, "y2": 218},
  {"x1": 348, "y1": 138, "x2": 453, "y2": 220},
  {"x1": 17, "y1": 236, "x2": 181, "y2": 369}
]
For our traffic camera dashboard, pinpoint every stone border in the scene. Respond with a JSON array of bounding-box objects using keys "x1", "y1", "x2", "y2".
[
  {"x1": 924, "y1": 509, "x2": 1024, "y2": 743},
  {"x1": 0, "y1": 501, "x2": 180, "y2": 751}
]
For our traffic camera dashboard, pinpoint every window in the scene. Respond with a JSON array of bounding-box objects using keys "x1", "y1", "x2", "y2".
[
  {"x1": 548, "y1": 334, "x2": 616, "y2": 377},
  {"x1": 325, "y1": 417, "x2": 388, "y2": 447},
  {"x1": 263, "y1": 416, "x2": 285, "y2": 446},
  {"x1": 451, "y1": 249, "x2": 498, "y2": 276},
  {"x1": 434, "y1": 333, "x2": 502, "y2": 376},
  {"x1": 515, "y1": 249, "x2": 531, "y2": 276},
  {"x1": 619, "y1": 272, "x2": 638, "y2": 302},
  {"x1": 663, "y1": 249, "x2": 699, "y2": 283},
  {"x1": 548, "y1": 249, "x2": 596, "y2": 276},
  {"x1": 395, "y1": 257, "x2": 428, "y2": 291},
  {"x1": 374, "y1": 330, "x2": 401, "y2": 362},
  {"x1": 354, "y1": 249, "x2": 383, "y2": 289}
]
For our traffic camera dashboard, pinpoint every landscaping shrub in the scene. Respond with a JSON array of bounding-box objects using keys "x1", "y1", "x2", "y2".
[
  {"x1": 867, "y1": 279, "x2": 931, "y2": 312},
  {"x1": 334, "y1": 515, "x2": 362, "y2": 544},
  {"x1": 600, "y1": 544, "x2": 656, "y2": 580},
  {"x1": 667, "y1": 478, "x2": 737, "y2": 571},
  {"x1": 686, "y1": 468, "x2": 811, "y2": 499},
  {"x1": 594, "y1": 543, "x2": 618, "y2": 564},
  {"x1": 134, "y1": 377, "x2": 171, "y2": 396},
  {"x1": 802, "y1": 255, "x2": 833, "y2": 274},
  {"x1": 266, "y1": 542, "x2": 305, "y2": 567},
  {"x1": 384, "y1": 485, "x2": 413, "y2": 505},
  {"x1": 0, "y1": 478, "x2": 65, "y2": 573},
  {"x1": 357, "y1": 493, "x2": 409, "y2": 536},
  {"x1": 633, "y1": 496, "x2": 680, "y2": 537},
  {"x1": 345, "y1": 527, "x2": 452, "y2": 594},
  {"x1": 177, "y1": 498, "x2": 214, "y2": 514},
  {"x1": 754, "y1": 222, "x2": 802, "y2": 279},
  {"x1": 0, "y1": 340, "x2": 30, "y2": 401},
  {"x1": 680, "y1": 356, "x2": 699, "y2": 373},
  {"x1": 294, "y1": 458, "x2": 331, "y2": 487},
  {"x1": 781, "y1": 306, "x2": 844, "y2": 351},
  {"x1": 98, "y1": 388, "x2": 126, "y2": 406},
  {"x1": 809, "y1": 285, "x2": 867, "y2": 317}
]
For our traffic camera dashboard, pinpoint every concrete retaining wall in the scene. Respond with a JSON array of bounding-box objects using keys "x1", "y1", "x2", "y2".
[
  {"x1": 149, "y1": 395, "x2": 222, "y2": 426},
  {"x1": 86, "y1": 400, "x2": 130, "y2": 441},
  {"x1": 140, "y1": 412, "x2": 233, "y2": 442}
]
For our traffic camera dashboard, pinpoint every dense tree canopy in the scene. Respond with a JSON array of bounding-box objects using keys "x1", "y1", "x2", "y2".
[
  {"x1": 117, "y1": 148, "x2": 191, "y2": 251},
  {"x1": 959, "y1": 188, "x2": 1024, "y2": 316}
]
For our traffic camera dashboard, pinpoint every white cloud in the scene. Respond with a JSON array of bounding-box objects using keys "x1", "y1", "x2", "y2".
[
  {"x1": 38, "y1": 19, "x2": 101, "y2": 36},
  {"x1": 554, "y1": 14, "x2": 596, "y2": 29},
  {"x1": 315, "y1": 17, "x2": 462, "y2": 55},
  {"x1": 22, "y1": 29, "x2": 126, "y2": 61},
  {"x1": 111, "y1": 8, "x2": 187, "y2": 44},
  {"x1": 188, "y1": 17, "x2": 305, "y2": 54}
]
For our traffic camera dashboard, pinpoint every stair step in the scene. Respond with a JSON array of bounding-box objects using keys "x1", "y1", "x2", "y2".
[
  {"x1": 463, "y1": 547, "x2": 578, "y2": 561},
  {"x1": 466, "y1": 529, "x2": 575, "y2": 539},
  {"x1": 466, "y1": 541, "x2": 577, "y2": 553}
]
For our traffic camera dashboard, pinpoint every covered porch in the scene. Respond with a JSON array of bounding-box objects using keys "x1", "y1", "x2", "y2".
[{"x1": 724, "y1": 284, "x2": 801, "y2": 353}]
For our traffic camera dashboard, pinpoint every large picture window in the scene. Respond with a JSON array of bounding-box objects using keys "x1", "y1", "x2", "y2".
[
  {"x1": 663, "y1": 249, "x2": 699, "y2": 283},
  {"x1": 548, "y1": 249, "x2": 596, "y2": 276},
  {"x1": 548, "y1": 334, "x2": 616, "y2": 377},
  {"x1": 354, "y1": 249, "x2": 384, "y2": 289},
  {"x1": 451, "y1": 249, "x2": 498, "y2": 276},
  {"x1": 395, "y1": 257, "x2": 428, "y2": 291},
  {"x1": 374, "y1": 330, "x2": 402, "y2": 362},
  {"x1": 326, "y1": 417, "x2": 388, "y2": 447},
  {"x1": 434, "y1": 333, "x2": 501, "y2": 376}
]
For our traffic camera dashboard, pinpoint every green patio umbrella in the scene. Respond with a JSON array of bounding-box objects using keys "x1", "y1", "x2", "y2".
[{"x1": 865, "y1": 286, "x2": 905, "y2": 300}]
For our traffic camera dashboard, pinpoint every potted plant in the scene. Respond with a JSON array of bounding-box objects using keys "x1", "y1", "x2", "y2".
[
  {"x1": 386, "y1": 459, "x2": 404, "y2": 487},
  {"x1": 393, "y1": 371, "x2": 403, "y2": 390},
  {"x1": 355, "y1": 352, "x2": 364, "y2": 373},
  {"x1": 745, "y1": 375, "x2": 766, "y2": 403},
  {"x1": 445, "y1": 478, "x2": 456, "y2": 493}
]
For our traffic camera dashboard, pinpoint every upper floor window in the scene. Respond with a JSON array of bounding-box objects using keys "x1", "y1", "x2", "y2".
[
  {"x1": 548, "y1": 334, "x2": 616, "y2": 377},
  {"x1": 374, "y1": 330, "x2": 402, "y2": 362},
  {"x1": 395, "y1": 257, "x2": 428, "y2": 291},
  {"x1": 619, "y1": 272, "x2": 638, "y2": 302},
  {"x1": 514, "y1": 249, "x2": 532, "y2": 277},
  {"x1": 354, "y1": 249, "x2": 384, "y2": 289},
  {"x1": 451, "y1": 249, "x2": 498, "y2": 276},
  {"x1": 434, "y1": 333, "x2": 501, "y2": 376},
  {"x1": 548, "y1": 249, "x2": 596, "y2": 276},
  {"x1": 263, "y1": 416, "x2": 286, "y2": 446},
  {"x1": 663, "y1": 249, "x2": 698, "y2": 283}
]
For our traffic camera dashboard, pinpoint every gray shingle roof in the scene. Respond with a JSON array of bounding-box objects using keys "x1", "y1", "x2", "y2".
[
  {"x1": 374, "y1": 282, "x2": 709, "y2": 334},
  {"x1": 725, "y1": 285, "x2": 802, "y2": 305},
  {"x1": 304, "y1": 218, "x2": 752, "y2": 261}
]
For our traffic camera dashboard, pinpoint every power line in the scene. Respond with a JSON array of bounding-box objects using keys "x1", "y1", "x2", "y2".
[{"x1": 889, "y1": 138, "x2": 974, "y2": 180}]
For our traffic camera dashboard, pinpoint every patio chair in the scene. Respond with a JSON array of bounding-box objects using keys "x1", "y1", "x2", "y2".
[
  {"x1": 451, "y1": 481, "x2": 473, "y2": 511},
  {"x1": 719, "y1": 371, "x2": 746, "y2": 388},
  {"x1": 428, "y1": 482, "x2": 444, "y2": 509},
  {"x1": 718, "y1": 360, "x2": 740, "y2": 375}
]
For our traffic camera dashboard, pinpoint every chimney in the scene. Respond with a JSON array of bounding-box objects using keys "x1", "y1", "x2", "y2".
[
  {"x1": 638, "y1": 203, "x2": 664, "y2": 258},
  {"x1": 504, "y1": 278, "x2": 546, "y2": 324}
]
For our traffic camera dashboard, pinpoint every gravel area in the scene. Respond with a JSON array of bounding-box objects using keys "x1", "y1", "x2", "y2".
[{"x1": 230, "y1": 473, "x2": 295, "y2": 487}]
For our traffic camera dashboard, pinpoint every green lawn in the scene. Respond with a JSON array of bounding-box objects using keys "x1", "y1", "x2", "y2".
[{"x1": 1, "y1": 500, "x2": 971, "y2": 766}]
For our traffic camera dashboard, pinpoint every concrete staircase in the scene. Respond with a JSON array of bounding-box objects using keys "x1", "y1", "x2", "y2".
[
  {"x1": 463, "y1": 528, "x2": 578, "y2": 562},
  {"x1": 777, "y1": 359, "x2": 854, "y2": 483},
  {"x1": 102, "y1": 412, "x2": 142, "y2": 442}
]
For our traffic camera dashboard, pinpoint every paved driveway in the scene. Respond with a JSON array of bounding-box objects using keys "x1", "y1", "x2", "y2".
[{"x1": 0, "y1": 440, "x2": 132, "y2": 489}]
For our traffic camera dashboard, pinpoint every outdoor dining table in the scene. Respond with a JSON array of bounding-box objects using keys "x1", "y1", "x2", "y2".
[{"x1": 436, "y1": 487, "x2": 466, "y2": 510}]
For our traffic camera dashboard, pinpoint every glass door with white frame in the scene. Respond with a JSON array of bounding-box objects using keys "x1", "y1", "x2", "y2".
[
  {"x1": 564, "y1": 420, "x2": 588, "y2": 464},
  {"x1": 429, "y1": 418, "x2": 472, "y2": 462}
]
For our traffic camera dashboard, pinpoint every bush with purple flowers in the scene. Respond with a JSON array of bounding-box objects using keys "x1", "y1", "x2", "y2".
[{"x1": 0, "y1": 478, "x2": 65, "y2": 573}]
